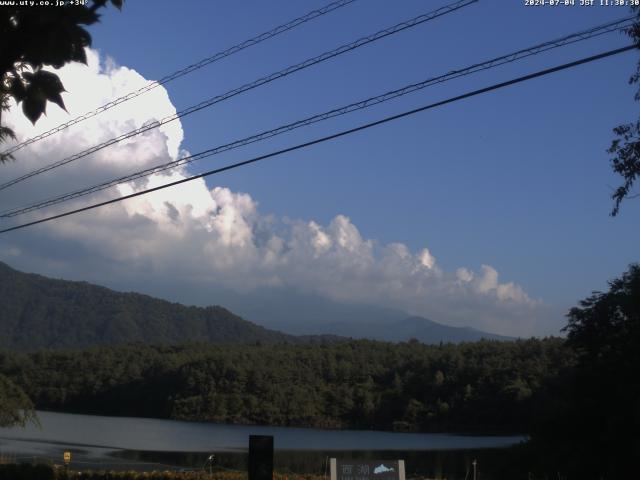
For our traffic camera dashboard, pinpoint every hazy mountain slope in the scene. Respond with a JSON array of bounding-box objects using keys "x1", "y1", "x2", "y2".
[
  {"x1": 221, "y1": 288, "x2": 514, "y2": 343},
  {"x1": 0, "y1": 261, "x2": 296, "y2": 349},
  {"x1": 1, "y1": 261, "x2": 511, "y2": 349},
  {"x1": 366, "y1": 315, "x2": 512, "y2": 342},
  {"x1": 301, "y1": 315, "x2": 513, "y2": 343},
  {"x1": 219, "y1": 288, "x2": 408, "y2": 334}
]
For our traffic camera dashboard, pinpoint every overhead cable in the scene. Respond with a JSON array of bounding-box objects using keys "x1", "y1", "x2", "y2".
[
  {"x1": 0, "y1": 44, "x2": 634, "y2": 235},
  {"x1": 1, "y1": 16, "x2": 633, "y2": 218},
  {"x1": 0, "y1": 0, "x2": 358, "y2": 157},
  {"x1": 0, "y1": 0, "x2": 478, "y2": 191}
]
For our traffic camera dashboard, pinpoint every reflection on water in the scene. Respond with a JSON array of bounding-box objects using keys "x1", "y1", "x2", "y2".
[
  {"x1": 0, "y1": 411, "x2": 528, "y2": 479},
  {"x1": 0, "y1": 411, "x2": 525, "y2": 452}
]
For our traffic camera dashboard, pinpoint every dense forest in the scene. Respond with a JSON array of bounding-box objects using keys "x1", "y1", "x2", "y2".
[
  {"x1": 1, "y1": 263, "x2": 638, "y2": 478},
  {"x1": 0, "y1": 261, "x2": 309, "y2": 349},
  {"x1": 0, "y1": 338, "x2": 569, "y2": 434},
  {"x1": 524, "y1": 264, "x2": 640, "y2": 478},
  {"x1": 0, "y1": 261, "x2": 501, "y2": 347}
]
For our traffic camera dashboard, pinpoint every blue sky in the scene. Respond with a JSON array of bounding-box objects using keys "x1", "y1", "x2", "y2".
[
  {"x1": 89, "y1": 0, "x2": 638, "y2": 302},
  {"x1": 1, "y1": 0, "x2": 639, "y2": 336}
]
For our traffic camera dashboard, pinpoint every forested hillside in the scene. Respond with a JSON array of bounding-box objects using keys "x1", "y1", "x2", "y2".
[
  {"x1": 0, "y1": 338, "x2": 571, "y2": 433},
  {"x1": 0, "y1": 262, "x2": 297, "y2": 349},
  {"x1": 1, "y1": 262, "x2": 510, "y2": 347}
]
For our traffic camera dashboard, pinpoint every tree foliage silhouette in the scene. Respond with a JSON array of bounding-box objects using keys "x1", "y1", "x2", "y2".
[
  {"x1": 564, "y1": 263, "x2": 640, "y2": 357},
  {"x1": 609, "y1": 7, "x2": 640, "y2": 215},
  {"x1": 530, "y1": 264, "x2": 640, "y2": 478},
  {"x1": 0, "y1": 373, "x2": 37, "y2": 428},
  {"x1": 564, "y1": 264, "x2": 640, "y2": 476},
  {"x1": 0, "y1": 0, "x2": 122, "y2": 163}
]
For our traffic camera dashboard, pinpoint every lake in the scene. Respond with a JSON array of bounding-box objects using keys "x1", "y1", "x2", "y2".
[{"x1": 0, "y1": 411, "x2": 527, "y2": 478}]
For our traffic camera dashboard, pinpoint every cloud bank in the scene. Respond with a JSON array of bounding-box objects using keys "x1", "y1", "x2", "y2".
[{"x1": 0, "y1": 49, "x2": 555, "y2": 337}]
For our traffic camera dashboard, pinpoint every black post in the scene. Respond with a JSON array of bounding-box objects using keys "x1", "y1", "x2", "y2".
[{"x1": 249, "y1": 435, "x2": 274, "y2": 480}]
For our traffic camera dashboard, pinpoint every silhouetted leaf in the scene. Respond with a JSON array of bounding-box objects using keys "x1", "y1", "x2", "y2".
[
  {"x1": 0, "y1": 0, "x2": 121, "y2": 131},
  {"x1": 22, "y1": 94, "x2": 46, "y2": 124},
  {"x1": 8, "y1": 78, "x2": 27, "y2": 102},
  {"x1": 0, "y1": 126, "x2": 16, "y2": 142},
  {"x1": 33, "y1": 70, "x2": 67, "y2": 111}
]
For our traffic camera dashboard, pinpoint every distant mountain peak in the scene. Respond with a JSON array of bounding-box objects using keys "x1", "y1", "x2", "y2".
[
  {"x1": 0, "y1": 261, "x2": 512, "y2": 349},
  {"x1": 221, "y1": 289, "x2": 514, "y2": 344}
]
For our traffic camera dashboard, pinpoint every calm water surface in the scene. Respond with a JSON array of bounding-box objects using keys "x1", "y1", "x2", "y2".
[{"x1": 0, "y1": 411, "x2": 527, "y2": 478}]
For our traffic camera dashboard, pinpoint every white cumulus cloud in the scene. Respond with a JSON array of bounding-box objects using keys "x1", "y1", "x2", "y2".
[{"x1": 0, "y1": 49, "x2": 552, "y2": 337}]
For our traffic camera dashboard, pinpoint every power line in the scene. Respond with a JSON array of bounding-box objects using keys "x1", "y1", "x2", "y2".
[
  {"x1": 0, "y1": 44, "x2": 634, "y2": 236},
  {"x1": 0, "y1": 0, "x2": 478, "y2": 192},
  {"x1": 0, "y1": 15, "x2": 633, "y2": 218},
  {"x1": 0, "y1": 0, "x2": 358, "y2": 157}
]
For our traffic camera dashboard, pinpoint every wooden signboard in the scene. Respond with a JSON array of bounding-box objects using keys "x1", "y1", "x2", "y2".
[{"x1": 330, "y1": 459, "x2": 405, "y2": 480}]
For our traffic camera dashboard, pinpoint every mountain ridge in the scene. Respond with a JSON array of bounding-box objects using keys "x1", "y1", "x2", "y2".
[
  {"x1": 0, "y1": 261, "x2": 299, "y2": 349},
  {"x1": 0, "y1": 261, "x2": 512, "y2": 349},
  {"x1": 220, "y1": 287, "x2": 513, "y2": 342}
]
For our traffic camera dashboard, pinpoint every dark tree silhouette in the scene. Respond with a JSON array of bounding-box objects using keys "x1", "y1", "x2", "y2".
[
  {"x1": 0, "y1": 373, "x2": 37, "y2": 428},
  {"x1": 563, "y1": 264, "x2": 640, "y2": 477},
  {"x1": 564, "y1": 263, "x2": 640, "y2": 357},
  {"x1": 530, "y1": 264, "x2": 640, "y2": 478},
  {"x1": 609, "y1": 7, "x2": 640, "y2": 215},
  {"x1": 0, "y1": 0, "x2": 122, "y2": 162}
]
